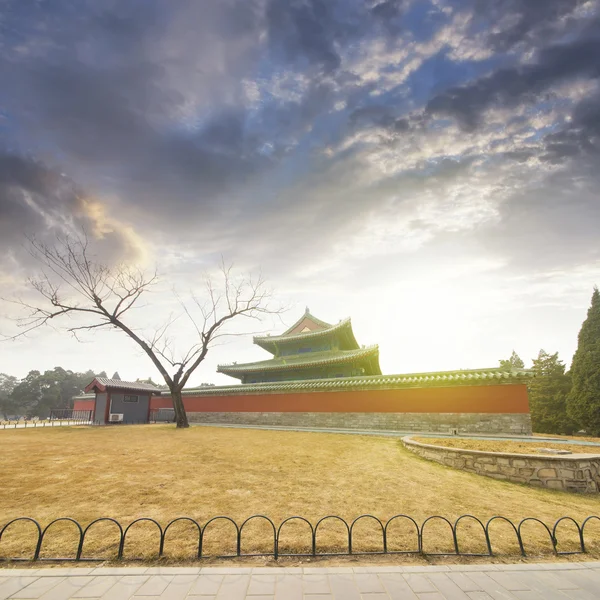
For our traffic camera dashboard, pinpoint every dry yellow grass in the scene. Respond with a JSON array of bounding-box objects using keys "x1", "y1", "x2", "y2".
[
  {"x1": 1, "y1": 425, "x2": 599, "y2": 562},
  {"x1": 412, "y1": 437, "x2": 600, "y2": 455}
]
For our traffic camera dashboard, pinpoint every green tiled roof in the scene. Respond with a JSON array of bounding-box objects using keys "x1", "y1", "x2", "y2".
[
  {"x1": 184, "y1": 368, "x2": 534, "y2": 396},
  {"x1": 218, "y1": 345, "x2": 379, "y2": 375},
  {"x1": 254, "y1": 317, "x2": 354, "y2": 348},
  {"x1": 280, "y1": 310, "x2": 333, "y2": 335}
]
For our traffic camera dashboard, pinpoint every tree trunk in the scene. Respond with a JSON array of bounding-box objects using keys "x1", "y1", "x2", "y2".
[{"x1": 171, "y1": 388, "x2": 189, "y2": 428}]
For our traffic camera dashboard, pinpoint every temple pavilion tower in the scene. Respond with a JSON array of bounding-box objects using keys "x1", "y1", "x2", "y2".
[{"x1": 217, "y1": 308, "x2": 381, "y2": 384}]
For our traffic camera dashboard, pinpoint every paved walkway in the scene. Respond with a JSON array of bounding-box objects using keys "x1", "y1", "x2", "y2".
[
  {"x1": 1, "y1": 563, "x2": 600, "y2": 599},
  {"x1": 191, "y1": 422, "x2": 600, "y2": 447}
]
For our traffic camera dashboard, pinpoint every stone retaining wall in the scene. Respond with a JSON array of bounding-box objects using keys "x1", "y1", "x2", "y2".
[
  {"x1": 186, "y1": 411, "x2": 531, "y2": 434},
  {"x1": 402, "y1": 437, "x2": 600, "y2": 493}
]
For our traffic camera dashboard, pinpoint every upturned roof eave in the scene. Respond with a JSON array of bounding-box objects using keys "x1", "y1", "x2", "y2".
[
  {"x1": 83, "y1": 377, "x2": 162, "y2": 394},
  {"x1": 185, "y1": 368, "x2": 535, "y2": 396},
  {"x1": 217, "y1": 345, "x2": 380, "y2": 374},
  {"x1": 253, "y1": 317, "x2": 353, "y2": 350},
  {"x1": 281, "y1": 310, "x2": 333, "y2": 335}
]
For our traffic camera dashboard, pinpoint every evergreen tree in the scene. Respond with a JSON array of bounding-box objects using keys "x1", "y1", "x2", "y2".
[
  {"x1": 8, "y1": 368, "x2": 105, "y2": 418},
  {"x1": 0, "y1": 373, "x2": 18, "y2": 418},
  {"x1": 528, "y1": 350, "x2": 575, "y2": 434},
  {"x1": 567, "y1": 287, "x2": 600, "y2": 435},
  {"x1": 499, "y1": 350, "x2": 525, "y2": 371}
]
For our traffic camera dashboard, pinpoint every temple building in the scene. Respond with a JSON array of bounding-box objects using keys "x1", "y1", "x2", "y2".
[
  {"x1": 217, "y1": 309, "x2": 381, "y2": 383},
  {"x1": 74, "y1": 308, "x2": 534, "y2": 434}
]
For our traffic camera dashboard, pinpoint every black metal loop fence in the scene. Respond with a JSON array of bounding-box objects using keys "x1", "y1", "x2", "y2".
[{"x1": 0, "y1": 514, "x2": 599, "y2": 562}]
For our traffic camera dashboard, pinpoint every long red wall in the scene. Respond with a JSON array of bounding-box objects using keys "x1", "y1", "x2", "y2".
[{"x1": 149, "y1": 384, "x2": 529, "y2": 414}]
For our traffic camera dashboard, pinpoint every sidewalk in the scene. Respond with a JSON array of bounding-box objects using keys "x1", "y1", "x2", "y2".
[{"x1": 1, "y1": 562, "x2": 599, "y2": 599}]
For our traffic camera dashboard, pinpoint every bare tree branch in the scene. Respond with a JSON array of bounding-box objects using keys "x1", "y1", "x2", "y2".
[{"x1": 1, "y1": 231, "x2": 284, "y2": 428}]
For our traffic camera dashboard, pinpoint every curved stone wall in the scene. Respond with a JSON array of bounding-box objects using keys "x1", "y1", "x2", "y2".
[{"x1": 402, "y1": 437, "x2": 600, "y2": 493}]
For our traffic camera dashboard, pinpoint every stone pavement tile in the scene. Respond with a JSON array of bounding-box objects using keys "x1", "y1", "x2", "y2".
[
  {"x1": 510, "y1": 592, "x2": 545, "y2": 600},
  {"x1": 240, "y1": 596, "x2": 273, "y2": 600},
  {"x1": 273, "y1": 575, "x2": 302, "y2": 600},
  {"x1": 199, "y1": 569, "x2": 253, "y2": 576},
  {"x1": 249, "y1": 569, "x2": 274, "y2": 575},
  {"x1": 466, "y1": 593, "x2": 494, "y2": 600},
  {"x1": 378, "y1": 573, "x2": 418, "y2": 600},
  {"x1": 513, "y1": 572, "x2": 578, "y2": 599},
  {"x1": 415, "y1": 593, "x2": 446, "y2": 600},
  {"x1": 188, "y1": 575, "x2": 223, "y2": 596},
  {"x1": 301, "y1": 574, "x2": 330, "y2": 595},
  {"x1": 363, "y1": 567, "x2": 403, "y2": 574},
  {"x1": 447, "y1": 573, "x2": 483, "y2": 592},
  {"x1": 404, "y1": 574, "x2": 438, "y2": 594},
  {"x1": 527, "y1": 564, "x2": 588, "y2": 571},
  {"x1": 299, "y1": 596, "x2": 332, "y2": 600},
  {"x1": 426, "y1": 573, "x2": 471, "y2": 599},
  {"x1": 133, "y1": 575, "x2": 174, "y2": 596},
  {"x1": 561, "y1": 589, "x2": 599, "y2": 600},
  {"x1": 303, "y1": 569, "x2": 331, "y2": 575},
  {"x1": 34, "y1": 570, "x2": 96, "y2": 577},
  {"x1": 492, "y1": 566, "x2": 541, "y2": 572},
  {"x1": 486, "y1": 573, "x2": 530, "y2": 592},
  {"x1": 71, "y1": 576, "x2": 120, "y2": 597},
  {"x1": 463, "y1": 573, "x2": 519, "y2": 600},
  {"x1": 99, "y1": 575, "x2": 148, "y2": 599},
  {"x1": 353, "y1": 574, "x2": 385, "y2": 594},
  {"x1": 449, "y1": 566, "x2": 499, "y2": 572},
  {"x1": 403, "y1": 567, "x2": 451, "y2": 574},
  {"x1": 560, "y1": 569, "x2": 600, "y2": 595},
  {"x1": 0, "y1": 577, "x2": 38, "y2": 600},
  {"x1": 214, "y1": 574, "x2": 250, "y2": 600},
  {"x1": 186, "y1": 596, "x2": 216, "y2": 600},
  {"x1": 144, "y1": 569, "x2": 200, "y2": 576},
  {"x1": 91, "y1": 568, "x2": 148, "y2": 576},
  {"x1": 327, "y1": 574, "x2": 360, "y2": 600},
  {"x1": 0, "y1": 571, "x2": 40, "y2": 578},
  {"x1": 247, "y1": 575, "x2": 277, "y2": 595},
  {"x1": 324, "y1": 568, "x2": 353, "y2": 574},
  {"x1": 38, "y1": 577, "x2": 94, "y2": 600},
  {"x1": 523, "y1": 571, "x2": 580, "y2": 590},
  {"x1": 361, "y1": 594, "x2": 390, "y2": 599},
  {"x1": 11, "y1": 576, "x2": 66, "y2": 598},
  {"x1": 156, "y1": 575, "x2": 197, "y2": 600}
]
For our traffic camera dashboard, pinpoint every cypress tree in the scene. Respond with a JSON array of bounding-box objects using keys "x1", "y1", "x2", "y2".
[
  {"x1": 529, "y1": 350, "x2": 574, "y2": 434},
  {"x1": 567, "y1": 287, "x2": 600, "y2": 435},
  {"x1": 499, "y1": 350, "x2": 525, "y2": 371}
]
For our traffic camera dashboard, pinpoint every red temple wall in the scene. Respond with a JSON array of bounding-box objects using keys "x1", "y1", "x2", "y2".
[
  {"x1": 149, "y1": 384, "x2": 529, "y2": 414},
  {"x1": 73, "y1": 399, "x2": 95, "y2": 411}
]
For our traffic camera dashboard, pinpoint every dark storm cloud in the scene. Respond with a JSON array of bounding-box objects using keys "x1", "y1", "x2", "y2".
[
  {"x1": 0, "y1": 154, "x2": 80, "y2": 249},
  {"x1": 541, "y1": 92, "x2": 600, "y2": 163},
  {"x1": 426, "y1": 34, "x2": 600, "y2": 130},
  {"x1": 266, "y1": 0, "x2": 342, "y2": 73},
  {"x1": 473, "y1": 0, "x2": 587, "y2": 52},
  {"x1": 0, "y1": 153, "x2": 144, "y2": 267},
  {"x1": 0, "y1": 0, "x2": 600, "y2": 283}
]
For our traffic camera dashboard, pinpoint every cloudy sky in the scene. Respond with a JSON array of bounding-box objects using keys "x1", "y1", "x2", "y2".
[{"x1": 1, "y1": 0, "x2": 599, "y2": 385}]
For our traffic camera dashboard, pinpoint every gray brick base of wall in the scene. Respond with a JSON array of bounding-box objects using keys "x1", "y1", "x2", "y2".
[
  {"x1": 186, "y1": 411, "x2": 532, "y2": 435},
  {"x1": 403, "y1": 437, "x2": 600, "y2": 493}
]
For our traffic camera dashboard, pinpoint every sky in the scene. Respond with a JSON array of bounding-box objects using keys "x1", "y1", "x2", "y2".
[{"x1": 1, "y1": 0, "x2": 599, "y2": 386}]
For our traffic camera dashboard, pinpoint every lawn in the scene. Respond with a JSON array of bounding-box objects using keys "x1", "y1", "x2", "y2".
[
  {"x1": 412, "y1": 437, "x2": 600, "y2": 455},
  {"x1": 1, "y1": 425, "x2": 600, "y2": 562}
]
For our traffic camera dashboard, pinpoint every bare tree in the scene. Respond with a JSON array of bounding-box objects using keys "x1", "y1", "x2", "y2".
[{"x1": 3, "y1": 233, "x2": 279, "y2": 428}]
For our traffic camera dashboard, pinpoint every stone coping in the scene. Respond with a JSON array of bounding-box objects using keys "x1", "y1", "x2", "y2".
[
  {"x1": 402, "y1": 436, "x2": 600, "y2": 461},
  {"x1": 1, "y1": 562, "x2": 599, "y2": 576}
]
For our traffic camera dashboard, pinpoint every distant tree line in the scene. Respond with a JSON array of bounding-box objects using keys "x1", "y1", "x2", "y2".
[
  {"x1": 501, "y1": 287, "x2": 600, "y2": 436},
  {"x1": 0, "y1": 369, "x2": 167, "y2": 419}
]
